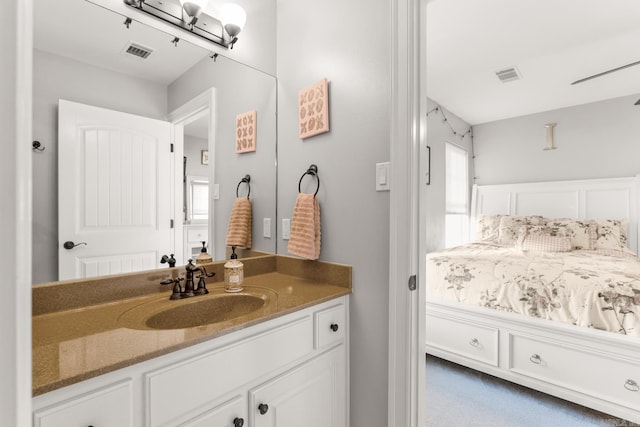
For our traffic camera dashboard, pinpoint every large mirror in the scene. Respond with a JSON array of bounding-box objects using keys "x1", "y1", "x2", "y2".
[{"x1": 32, "y1": 0, "x2": 277, "y2": 284}]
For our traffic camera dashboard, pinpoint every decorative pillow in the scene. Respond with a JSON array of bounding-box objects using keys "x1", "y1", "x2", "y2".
[
  {"x1": 498, "y1": 215, "x2": 546, "y2": 246},
  {"x1": 518, "y1": 233, "x2": 572, "y2": 252},
  {"x1": 475, "y1": 215, "x2": 503, "y2": 242},
  {"x1": 539, "y1": 219, "x2": 598, "y2": 250},
  {"x1": 594, "y1": 219, "x2": 628, "y2": 251}
]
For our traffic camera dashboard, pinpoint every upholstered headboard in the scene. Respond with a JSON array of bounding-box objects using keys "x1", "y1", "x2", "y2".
[{"x1": 470, "y1": 176, "x2": 640, "y2": 253}]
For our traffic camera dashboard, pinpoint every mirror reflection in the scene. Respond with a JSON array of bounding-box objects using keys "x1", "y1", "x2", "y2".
[{"x1": 32, "y1": 0, "x2": 277, "y2": 284}]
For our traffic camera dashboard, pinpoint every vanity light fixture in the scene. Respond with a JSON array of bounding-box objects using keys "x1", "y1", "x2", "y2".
[{"x1": 122, "y1": 0, "x2": 246, "y2": 49}]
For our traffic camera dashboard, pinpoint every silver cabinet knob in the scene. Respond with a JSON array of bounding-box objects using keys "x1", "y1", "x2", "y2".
[
  {"x1": 529, "y1": 354, "x2": 542, "y2": 364},
  {"x1": 469, "y1": 338, "x2": 480, "y2": 348}
]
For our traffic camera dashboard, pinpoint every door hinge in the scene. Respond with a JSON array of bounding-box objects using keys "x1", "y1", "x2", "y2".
[
  {"x1": 170, "y1": 219, "x2": 174, "y2": 229},
  {"x1": 170, "y1": 143, "x2": 174, "y2": 152},
  {"x1": 408, "y1": 275, "x2": 417, "y2": 291}
]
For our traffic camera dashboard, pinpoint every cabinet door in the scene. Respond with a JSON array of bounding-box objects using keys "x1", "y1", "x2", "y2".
[
  {"x1": 181, "y1": 395, "x2": 247, "y2": 427},
  {"x1": 250, "y1": 346, "x2": 346, "y2": 427}
]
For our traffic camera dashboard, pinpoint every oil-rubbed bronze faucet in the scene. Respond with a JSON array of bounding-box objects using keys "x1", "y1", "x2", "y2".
[{"x1": 160, "y1": 259, "x2": 215, "y2": 300}]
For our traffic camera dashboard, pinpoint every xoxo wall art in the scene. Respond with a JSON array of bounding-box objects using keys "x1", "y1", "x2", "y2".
[
  {"x1": 235, "y1": 110, "x2": 257, "y2": 154},
  {"x1": 298, "y1": 78, "x2": 330, "y2": 139}
]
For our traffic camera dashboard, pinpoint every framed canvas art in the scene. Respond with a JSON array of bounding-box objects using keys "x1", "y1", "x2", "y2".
[{"x1": 299, "y1": 78, "x2": 329, "y2": 139}]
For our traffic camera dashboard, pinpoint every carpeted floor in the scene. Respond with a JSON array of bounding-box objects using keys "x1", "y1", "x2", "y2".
[{"x1": 425, "y1": 355, "x2": 640, "y2": 427}]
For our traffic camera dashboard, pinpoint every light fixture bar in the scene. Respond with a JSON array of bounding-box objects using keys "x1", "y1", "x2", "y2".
[{"x1": 123, "y1": 0, "x2": 235, "y2": 49}]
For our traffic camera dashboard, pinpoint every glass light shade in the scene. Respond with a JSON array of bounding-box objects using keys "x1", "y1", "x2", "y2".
[
  {"x1": 179, "y1": 0, "x2": 208, "y2": 8},
  {"x1": 220, "y1": 3, "x2": 247, "y2": 38},
  {"x1": 180, "y1": 0, "x2": 208, "y2": 19}
]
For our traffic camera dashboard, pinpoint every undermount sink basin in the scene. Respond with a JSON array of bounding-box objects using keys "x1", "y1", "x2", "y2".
[
  {"x1": 119, "y1": 287, "x2": 277, "y2": 330},
  {"x1": 146, "y1": 294, "x2": 266, "y2": 330}
]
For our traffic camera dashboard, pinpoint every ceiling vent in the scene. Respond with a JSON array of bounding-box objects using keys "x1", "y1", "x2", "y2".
[
  {"x1": 495, "y1": 67, "x2": 522, "y2": 83},
  {"x1": 122, "y1": 41, "x2": 154, "y2": 59}
]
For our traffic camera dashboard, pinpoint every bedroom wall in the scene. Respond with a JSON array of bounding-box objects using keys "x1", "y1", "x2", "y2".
[
  {"x1": 32, "y1": 49, "x2": 168, "y2": 284},
  {"x1": 425, "y1": 98, "x2": 474, "y2": 253},
  {"x1": 276, "y1": 0, "x2": 391, "y2": 425},
  {"x1": 473, "y1": 94, "x2": 640, "y2": 185}
]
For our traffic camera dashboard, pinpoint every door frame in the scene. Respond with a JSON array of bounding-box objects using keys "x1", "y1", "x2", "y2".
[
  {"x1": 166, "y1": 88, "x2": 217, "y2": 260},
  {"x1": 6, "y1": 0, "x2": 33, "y2": 425},
  {"x1": 388, "y1": 0, "x2": 425, "y2": 426}
]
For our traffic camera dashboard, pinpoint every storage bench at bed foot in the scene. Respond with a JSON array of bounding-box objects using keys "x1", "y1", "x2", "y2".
[
  {"x1": 509, "y1": 333, "x2": 640, "y2": 412},
  {"x1": 426, "y1": 313, "x2": 499, "y2": 366}
]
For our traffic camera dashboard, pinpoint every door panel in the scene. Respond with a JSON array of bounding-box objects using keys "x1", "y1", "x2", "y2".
[{"x1": 58, "y1": 100, "x2": 175, "y2": 280}]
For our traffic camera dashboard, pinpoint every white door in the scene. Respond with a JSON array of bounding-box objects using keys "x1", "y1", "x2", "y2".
[{"x1": 58, "y1": 100, "x2": 176, "y2": 280}]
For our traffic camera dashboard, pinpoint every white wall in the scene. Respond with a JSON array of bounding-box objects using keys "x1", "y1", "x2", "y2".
[
  {"x1": 425, "y1": 99, "x2": 474, "y2": 252},
  {"x1": 276, "y1": 0, "x2": 391, "y2": 425},
  {"x1": 168, "y1": 55, "x2": 278, "y2": 260},
  {"x1": 1, "y1": 0, "x2": 32, "y2": 424},
  {"x1": 31, "y1": 49, "x2": 168, "y2": 284},
  {"x1": 184, "y1": 135, "x2": 209, "y2": 178},
  {"x1": 473, "y1": 94, "x2": 640, "y2": 185}
]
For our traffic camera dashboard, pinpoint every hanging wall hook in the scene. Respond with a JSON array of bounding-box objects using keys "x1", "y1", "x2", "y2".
[
  {"x1": 171, "y1": 37, "x2": 180, "y2": 47},
  {"x1": 123, "y1": 17, "x2": 132, "y2": 29},
  {"x1": 32, "y1": 141, "x2": 45, "y2": 151}
]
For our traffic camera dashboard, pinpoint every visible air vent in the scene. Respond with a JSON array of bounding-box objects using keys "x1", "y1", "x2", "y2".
[
  {"x1": 122, "y1": 41, "x2": 154, "y2": 59},
  {"x1": 495, "y1": 67, "x2": 521, "y2": 83}
]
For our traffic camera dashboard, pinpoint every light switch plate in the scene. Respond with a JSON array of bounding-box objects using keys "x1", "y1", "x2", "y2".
[
  {"x1": 212, "y1": 183, "x2": 220, "y2": 200},
  {"x1": 263, "y1": 218, "x2": 271, "y2": 238},
  {"x1": 376, "y1": 162, "x2": 391, "y2": 191},
  {"x1": 282, "y1": 218, "x2": 291, "y2": 240}
]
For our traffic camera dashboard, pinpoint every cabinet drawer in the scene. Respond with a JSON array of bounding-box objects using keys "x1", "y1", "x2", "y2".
[
  {"x1": 33, "y1": 380, "x2": 133, "y2": 427},
  {"x1": 426, "y1": 313, "x2": 499, "y2": 366},
  {"x1": 315, "y1": 303, "x2": 346, "y2": 349},
  {"x1": 187, "y1": 228, "x2": 208, "y2": 243},
  {"x1": 509, "y1": 333, "x2": 640, "y2": 410},
  {"x1": 146, "y1": 315, "x2": 313, "y2": 427}
]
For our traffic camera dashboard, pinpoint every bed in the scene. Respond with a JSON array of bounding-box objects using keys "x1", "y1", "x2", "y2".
[{"x1": 425, "y1": 176, "x2": 640, "y2": 424}]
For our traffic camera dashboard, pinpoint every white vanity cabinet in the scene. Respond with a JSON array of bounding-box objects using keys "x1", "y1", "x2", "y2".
[
  {"x1": 33, "y1": 296, "x2": 349, "y2": 427},
  {"x1": 250, "y1": 346, "x2": 346, "y2": 427},
  {"x1": 33, "y1": 380, "x2": 134, "y2": 427},
  {"x1": 180, "y1": 395, "x2": 246, "y2": 427}
]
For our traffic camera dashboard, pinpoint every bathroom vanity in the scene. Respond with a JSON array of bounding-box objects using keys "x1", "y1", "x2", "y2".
[{"x1": 32, "y1": 255, "x2": 351, "y2": 427}]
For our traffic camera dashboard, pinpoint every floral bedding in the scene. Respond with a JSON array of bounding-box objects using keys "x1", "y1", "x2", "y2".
[{"x1": 426, "y1": 242, "x2": 640, "y2": 336}]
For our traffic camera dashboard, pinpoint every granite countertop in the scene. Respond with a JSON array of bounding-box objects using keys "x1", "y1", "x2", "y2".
[{"x1": 32, "y1": 255, "x2": 351, "y2": 396}]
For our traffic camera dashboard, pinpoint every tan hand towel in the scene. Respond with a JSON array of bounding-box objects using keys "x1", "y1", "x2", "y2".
[
  {"x1": 288, "y1": 193, "x2": 321, "y2": 260},
  {"x1": 226, "y1": 197, "x2": 252, "y2": 249}
]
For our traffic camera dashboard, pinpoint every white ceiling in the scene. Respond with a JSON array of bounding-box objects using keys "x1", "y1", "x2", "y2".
[
  {"x1": 427, "y1": 0, "x2": 640, "y2": 125},
  {"x1": 34, "y1": 0, "x2": 212, "y2": 85},
  {"x1": 36, "y1": 0, "x2": 640, "y2": 127},
  {"x1": 34, "y1": 0, "x2": 221, "y2": 139}
]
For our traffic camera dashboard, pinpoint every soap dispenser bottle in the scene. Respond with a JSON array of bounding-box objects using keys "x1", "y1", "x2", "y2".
[
  {"x1": 224, "y1": 246, "x2": 244, "y2": 293},
  {"x1": 195, "y1": 241, "x2": 213, "y2": 266}
]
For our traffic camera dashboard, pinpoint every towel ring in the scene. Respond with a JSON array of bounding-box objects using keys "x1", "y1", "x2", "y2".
[
  {"x1": 236, "y1": 174, "x2": 251, "y2": 198},
  {"x1": 298, "y1": 164, "x2": 320, "y2": 196}
]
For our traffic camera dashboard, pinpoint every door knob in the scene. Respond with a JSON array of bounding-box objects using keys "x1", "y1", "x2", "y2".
[
  {"x1": 233, "y1": 417, "x2": 245, "y2": 427},
  {"x1": 258, "y1": 403, "x2": 269, "y2": 414},
  {"x1": 330, "y1": 323, "x2": 339, "y2": 332},
  {"x1": 63, "y1": 241, "x2": 87, "y2": 250}
]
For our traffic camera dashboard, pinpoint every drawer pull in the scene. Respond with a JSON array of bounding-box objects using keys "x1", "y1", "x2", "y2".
[
  {"x1": 529, "y1": 354, "x2": 542, "y2": 365},
  {"x1": 258, "y1": 403, "x2": 269, "y2": 415},
  {"x1": 624, "y1": 379, "x2": 639, "y2": 392},
  {"x1": 330, "y1": 323, "x2": 339, "y2": 332},
  {"x1": 469, "y1": 338, "x2": 480, "y2": 348},
  {"x1": 233, "y1": 417, "x2": 245, "y2": 427}
]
